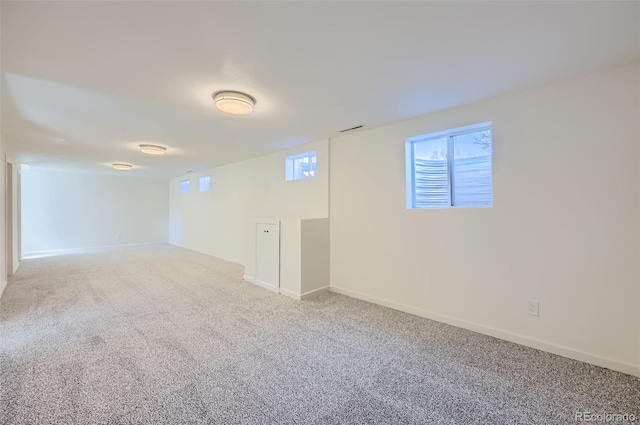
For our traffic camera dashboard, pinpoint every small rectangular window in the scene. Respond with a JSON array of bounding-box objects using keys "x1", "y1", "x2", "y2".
[
  {"x1": 199, "y1": 175, "x2": 211, "y2": 192},
  {"x1": 406, "y1": 123, "x2": 492, "y2": 209},
  {"x1": 180, "y1": 179, "x2": 190, "y2": 194},
  {"x1": 286, "y1": 151, "x2": 317, "y2": 181}
]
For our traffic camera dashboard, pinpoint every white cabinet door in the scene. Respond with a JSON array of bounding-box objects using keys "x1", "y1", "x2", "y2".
[{"x1": 256, "y1": 223, "x2": 279, "y2": 290}]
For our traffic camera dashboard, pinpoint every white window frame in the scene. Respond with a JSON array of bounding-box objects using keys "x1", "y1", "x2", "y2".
[
  {"x1": 405, "y1": 122, "x2": 492, "y2": 209},
  {"x1": 285, "y1": 151, "x2": 317, "y2": 181},
  {"x1": 180, "y1": 179, "x2": 191, "y2": 194},
  {"x1": 199, "y1": 175, "x2": 211, "y2": 192}
]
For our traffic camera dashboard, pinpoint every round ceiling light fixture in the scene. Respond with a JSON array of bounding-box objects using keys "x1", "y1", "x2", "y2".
[
  {"x1": 213, "y1": 91, "x2": 256, "y2": 115},
  {"x1": 139, "y1": 144, "x2": 167, "y2": 155},
  {"x1": 112, "y1": 163, "x2": 132, "y2": 171}
]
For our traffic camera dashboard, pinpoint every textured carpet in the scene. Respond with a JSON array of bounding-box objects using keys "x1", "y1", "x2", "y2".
[{"x1": 1, "y1": 245, "x2": 638, "y2": 424}]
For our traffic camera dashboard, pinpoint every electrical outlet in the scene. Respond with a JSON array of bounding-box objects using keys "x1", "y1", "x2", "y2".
[
  {"x1": 116, "y1": 234, "x2": 121, "y2": 242},
  {"x1": 527, "y1": 300, "x2": 539, "y2": 316}
]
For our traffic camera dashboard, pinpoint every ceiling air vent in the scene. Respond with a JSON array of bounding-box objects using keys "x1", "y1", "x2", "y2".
[{"x1": 339, "y1": 125, "x2": 363, "y2": 133}]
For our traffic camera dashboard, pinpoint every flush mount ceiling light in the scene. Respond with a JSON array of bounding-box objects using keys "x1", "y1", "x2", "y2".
[
  {"x1": 213, "y1": 91, "x2": 256, "y2": 115},
  {"x1": 112, "y1": 163, "x2": 132, "y2": 171},
  {"x1": 139, "y1": 144, "x2": 167, "y2": 155}
]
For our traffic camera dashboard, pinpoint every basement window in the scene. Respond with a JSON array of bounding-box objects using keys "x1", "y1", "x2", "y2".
[
  {"x1": 199, "y1": 175, "x2": 211, "y2": 192},
  {"x1": 180, "y1": 179, "x2": 190, "y2": 194},
  {"x1": 406, "y1": 122, "x2": 492, "y2": 209},
  {"x1": 286, "y1": 151, "x2": 317, "y2": 181}
]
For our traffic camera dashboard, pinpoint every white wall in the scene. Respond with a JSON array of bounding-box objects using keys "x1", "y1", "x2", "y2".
[
  {"x1": 301, "y1": 218, "x2": 330, "y2": 294},
  {"x1": 0, "y1": 137, "x2": 6, "y2": 298},
  {"x1": 22, "y1": 168, "x2": 169, "y2": 257},
  {"x1": 279, "y1": 219, "x2": 301, "y2": 297},
  {"x1": 169, "y1": 139, "x2": 329, "y2": 264},
  {"x1": 330, "y1": 63, "x2": 640, "y2": 376}
]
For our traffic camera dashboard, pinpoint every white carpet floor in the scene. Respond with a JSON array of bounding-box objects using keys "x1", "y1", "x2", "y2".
[{"x1": 1, "y1": 245, "x2": 638, "y2": 424}]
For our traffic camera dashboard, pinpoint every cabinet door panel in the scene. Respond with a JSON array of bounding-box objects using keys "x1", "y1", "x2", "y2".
[{"x1": 256, "y1": 223, "x2": 279, "y2": 288}]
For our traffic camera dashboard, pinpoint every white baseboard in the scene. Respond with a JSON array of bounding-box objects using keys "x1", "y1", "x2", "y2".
[
  {"x1": 22, "y1": 242, "x2": 167, "y2": 260},
  {"x1": 13, "y1": 261, "x2": 20, "y2": 275},
  {"x1": 242, "y1": 276, "x2": 328, "y2": 301},
  {"x1": 275, "y1": 285, "x2": 330, "y2": 301},
  {"x1": 243, "y1": 275, "x2": 279, "y2": 294},
  {"x1": 330, "y1": 286, "x2": 640, "y2": 378},
  {"x1": 279, "y1": 287, "x2": 301, "y2": 300},
  {"x1": 0, "y1": 279, "x2": 6, "y2": 300},
  {"x1": 301, "y1": 285, "x2": 330, "y2": 300}
]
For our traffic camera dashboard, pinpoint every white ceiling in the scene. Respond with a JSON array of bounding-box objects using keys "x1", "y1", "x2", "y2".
[{"x1": 2, "y1": 1, "x2": 639, "y2": 178}]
